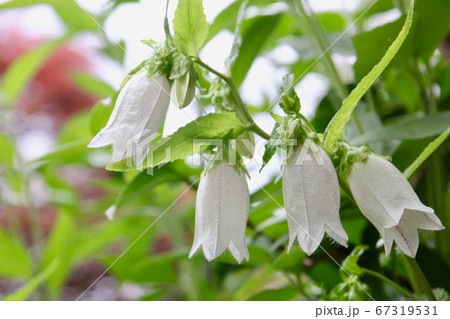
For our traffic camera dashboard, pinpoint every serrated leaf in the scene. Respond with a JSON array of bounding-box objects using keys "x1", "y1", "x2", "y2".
[
  {"x1": 107, "y1": 112, "x2": 249, "y2": 171},
  {"x1": 261, "y1": 123, "x2": 281, "y2": 171},
  {"x1": 323, "y1": 0, "x2": 415, "y2": 150},
  {"x1": 173, "y1": 0, "x2": 209, "y2": 56},
  {"x1": 343, "y1": 246, "x2": 368, "y2": 276}
]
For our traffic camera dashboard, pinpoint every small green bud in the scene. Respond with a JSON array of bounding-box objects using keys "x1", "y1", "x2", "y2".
[
  {"x1": 279, "y1": 74, "x2": 301, "y2": 115},
  {"x1": 171, "y1": 70, "x2": 197, "y2": 108}
]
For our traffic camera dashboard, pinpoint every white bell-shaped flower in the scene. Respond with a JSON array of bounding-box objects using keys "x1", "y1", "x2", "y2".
[
  {"x1": 88, "y1": 71, "x2": 170, "y2": 165},
  {"x1": 282, "y1": 143, "x2": 348, "y2": 255},
  {"x1": 348, "y1": 155, "x2": 444, "y2": 257},
  {"x1": 190, "y1": 161, "x2": 249, "y2": 263}
]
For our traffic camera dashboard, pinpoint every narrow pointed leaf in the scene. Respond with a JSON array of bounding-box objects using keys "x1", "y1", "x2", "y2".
[{"x1": 323, "y1": 0, "x2": 415, "y2": 150}]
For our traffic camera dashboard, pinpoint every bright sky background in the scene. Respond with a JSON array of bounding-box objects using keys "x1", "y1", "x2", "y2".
[{"x1": 0, "y1": 0, "x2": 365, "y2": 189}]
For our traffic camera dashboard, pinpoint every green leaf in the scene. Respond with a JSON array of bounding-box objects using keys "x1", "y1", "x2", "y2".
[
  {"x1": 28, "y1": 138, "x2": 90, "y2": 167},
  {"x1": 108, "y1": 0, "x2": 140, "y2": 9},
  {"x1": 224, "y1": 0, "x2": 248, "y2": 72},
  {"x1": 0, "y1": 0, "x2": 98, "y2": 32},
  {"x1": 40, "y1": 211, "x2": 77, "y2": 298},
  {"x1": 350, "y1": 112, "x2": 450, "y2": 145},
  {"x1": 2, "y1": 260, "x2": 60, "y2": 301},
  {"x1": 353, "y1": 18, "x2": 405, "y2": 80},
  {"x1": 215, "y1": 246, "x2": 272, "y2": 265},
  {"x1": 1, "y1": 37, "x2": 65, "y2": 104},
  {"x1": 70, "y1": 72, "x2": 114, "y2": 99},
  {"x1": 353, "y1": 0, "x2": 450, "y2": 80},
  {"x1": 323, "y1": 0, "x2": 415, "y2": 150},
  {"x1": 112, "y1": 161, "x2": 199, "y2": 210},
  {"x1": 89, "y1": 93, "x2": 118, "y2": 136},
  {"x1": 58, "y1": 111, "x2": 92, "y2": 144},
  {"x1": 411, "y1": 0, "x2": 450, "y2": 59},
  {"x1": 310, "y1": 263, "x2": 341, "y2": 291},
  {"x1": 50, "y1": 0, "x2": 99, "y2": 32},
  {"x1": 261, "y1": 123, "x2": 281, "y2": 170},
  {"x1": 173, "y1": 0, "x2": 209, "y2": 56},
  {"x1": 205, "y1": 0, "x2": 241, "y2": 43},
  {"x1": 343, "y1": 246, "x2": 368, "y2": 276},
  {"x1": 107, "y1": 112, "x2": 249, "y2": 171},
  {"x1": 0, "y1": 134, "x2": 15, "y2": 166},
  {"x1": 105, "y1": 251, "x2": 186, "y2": 283},
  {"x1": 403, "y1": 127, "x2": 450, "y2": 179},
  {"x1": 205, "y1": 0, "x2": 275, "y2": 43},
  {"x1": 317, "y1": 12, "x2": 346, "y2": 31},
  {"x1": 247, "y1": 288, "x2": 298, "y2": 301},
  {"x1": 231, "y1": 14, "x2": 281, "y2": 87},
  {"x1": 0, "y1": 231, "x2": 32, "y2": 279}
]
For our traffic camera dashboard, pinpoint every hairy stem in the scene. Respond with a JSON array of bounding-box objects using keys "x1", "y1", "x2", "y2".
[
  {"x1": 194, "y1": 58, "x2": 271, "y2": 140},
  {"x1": 404, "y1": 256, "x2": 437, "y2": 301}
]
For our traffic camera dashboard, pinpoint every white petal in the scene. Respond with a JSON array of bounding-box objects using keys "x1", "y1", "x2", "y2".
[
  {"x1": 349, "y1": 155, "x2": 444, "y2": 257},
  {"x1": 229, "y1": 241, "x2": 249, "y2": 264},
  {"x1": 404, "y1": 208, "x2": 444, "y2": 231},
  {"x1": 349, "y1": 155, "x2": 431, "y2": 229},
  {"x1": 383, "y1": 224, "x2": 419, "y2": 257},
  {"x1": 88, "y1": 72, "x2": 170, "y2": 164},
  {"x1": 190, "y1": 161, "x2": 249, "y2": 262},
  {"x1": 283, "y1": 145, "x2": 347, "y2": 255}
]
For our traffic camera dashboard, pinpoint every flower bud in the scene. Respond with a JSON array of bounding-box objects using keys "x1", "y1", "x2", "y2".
[
  {"x1": 348, "y1": 155, "x2": 444, "y2": 257},
  {"x1": 170, "y1": 71, "x2": 196, "y2": 108}
]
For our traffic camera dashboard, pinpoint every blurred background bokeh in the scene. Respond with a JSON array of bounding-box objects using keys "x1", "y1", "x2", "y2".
[{"x1": 0, "y1": 0, "x2": 449, "y2": 301}]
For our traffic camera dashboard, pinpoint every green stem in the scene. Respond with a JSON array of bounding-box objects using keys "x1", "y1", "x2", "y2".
[
  {"x1": 404, "y1": 256, "x2": 437, "y2": 301},
  {"x1": 361, "y1": 268, "x2": 416, "y2": 300},
  {"x1": 194, "y1": 58, "x2": 271, "y2": 140},
  {"x1": 292, "y1": 0, "x2": 347, "y2": 99},
  {"x1": 412, "y1": 59, "x2": 448, "y2": 261}
]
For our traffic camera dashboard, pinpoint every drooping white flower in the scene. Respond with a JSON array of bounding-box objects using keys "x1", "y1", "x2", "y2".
[
  {"x1": 88, "y1": 71, "x2": 170, "y2": 165},
  {"x1": 190, "y1": 161, "x2": 249, "y2": 263},
  {"x1": 348, "y1": 155, "x2": 444, "y2": 257},
  {"x1": 282, "y1": 143, "x2": 348, "y2": 255}
]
